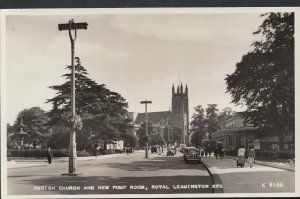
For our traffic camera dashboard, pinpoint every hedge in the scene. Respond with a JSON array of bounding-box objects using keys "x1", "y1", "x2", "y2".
[
  {"x1": 255, "y1": 150, "x2": 295, "y2": 161},
  {"x1": 7, "y1": 149, "x2": 122, "y2": 158},
  {"x1": 224, "y1": 149, "x2": 295, "y2": 161}
]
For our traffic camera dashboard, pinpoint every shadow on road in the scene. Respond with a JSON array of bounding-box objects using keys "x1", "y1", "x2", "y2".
[{"x1": 97, "y1": 156, "x2": 207, "y2": 172}]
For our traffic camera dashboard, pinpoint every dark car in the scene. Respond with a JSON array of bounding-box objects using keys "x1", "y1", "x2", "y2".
[
  {"x1": 151, "y1": 146, "x2": 158, "y2": 153},
  {"x1": 183, "y1": 147, "x2": 201, "y2": 164}
]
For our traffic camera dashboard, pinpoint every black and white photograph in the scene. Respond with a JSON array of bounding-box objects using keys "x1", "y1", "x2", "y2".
[{"x1": 0, "y1": 8, "x2": 298, "y2": 198}]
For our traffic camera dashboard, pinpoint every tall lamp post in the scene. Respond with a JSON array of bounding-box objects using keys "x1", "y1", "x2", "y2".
[
  {"x1": 58, "y1": 19, "x2": 88, "y2": 175},
  {"x1": 167, "y1": 117, "x2": 170, "y2": 148},
  {"x1": 140, "y1": 100, "x2": 152, "y2": 158}
]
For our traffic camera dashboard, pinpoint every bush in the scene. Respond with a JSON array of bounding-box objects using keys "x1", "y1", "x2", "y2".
[
  {"x1": 77, "y1": 150, "x2": 91, "y2": 157},
  {"x1": 224, "y1": 149, "x2": 295, "y2": 161},
  {"x1": 7, "y1": 149, "x2": 69, "y2": 158},
  {"x1": 97, "y1": 149, "x2": 122, "y2": 155},
  {"x1": 224, "y1": 149, "x2": 237, "y2": 156},
  {"x1": 255, "y1": 150, "x2": 295, "y2": 161},
  {"x1": 7, "y1": 148, "x2": 123, "y2": 158}
]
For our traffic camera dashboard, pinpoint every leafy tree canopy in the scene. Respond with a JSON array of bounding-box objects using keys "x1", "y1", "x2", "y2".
[
  {"x1": 136, "y1": 121, "x2": 164, "y2": 147},
  {"x1": 225, "y1": 12, "x2": 294, "y2": 143},
  {"x1": 46, "y1": 57, "x2": 130, "y2": 149}
]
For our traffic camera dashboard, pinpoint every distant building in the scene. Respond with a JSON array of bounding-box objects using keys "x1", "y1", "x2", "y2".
[
  {"x1": 212, "y1": 112, "x2": 257, "y2": 150},
  {"x1": 127, "y1": 83, "x2": 190, "y2": 145}
]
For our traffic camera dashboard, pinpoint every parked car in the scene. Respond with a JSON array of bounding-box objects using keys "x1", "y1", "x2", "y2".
[
  {"x1": 183, "y1": 147, "x2": 201, "y2": 164},
  {"x1": 151, "y1": 146, "x2": 158, "y2": 153},
  {"x1": 167, "y1": 147, "x2": 176, "y2": 156}
]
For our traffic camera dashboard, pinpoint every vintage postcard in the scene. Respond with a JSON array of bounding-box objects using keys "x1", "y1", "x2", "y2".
[{"x1": 1, "y1": 7, "x2": 299, "y2": 198}]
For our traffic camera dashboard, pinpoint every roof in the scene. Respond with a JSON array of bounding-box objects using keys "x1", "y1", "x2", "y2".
[{"x1": 135, "y1": 111, "x2": 171, "y2": 124}]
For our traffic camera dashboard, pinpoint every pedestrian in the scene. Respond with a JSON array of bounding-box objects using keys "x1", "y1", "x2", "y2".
[
  {"x1": 214, "y1": 145, "x2": 219, "y2": 159},
  {"x1": 248, "y1": 145, "x2": 255, "y2": 168},
  {"x1": 204, "y1": 147, "x2": 208, "y2": 158},
  {"x1": 237, "y1": 145, "x2": 246, "y2": 167},
  {"x1": 46, "y1": 147, "x2": 52, "y2": 164},
  {"x1": 200, "y1": 147, "x2": 204, "y2": 158}
]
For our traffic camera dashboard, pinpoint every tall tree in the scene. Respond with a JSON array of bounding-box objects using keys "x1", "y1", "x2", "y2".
[
  {"x1": 120, "y1": 131, "x2": 138, "y2": 148},
  {"x1": 46, "y1": 57, "x2": 130, "y2": 149},
  {"x1": 149, "y1": 126, "x2": 164, "y2": 146},
  {"x1": 205, "y1": 104, "x2": 219, "y2": 140},
  {"x1": 136, "y1": 121, "x2": 164, "y2": 147},
  {"x1": 218, "y1": 107, "x2": 234, "y2": 129},
  {"x1": 190, "y1": 105, "x2": 206, "y2": 147},
  {"x1": 225, "y1": 13, "x2": 294, "y2": 148}
]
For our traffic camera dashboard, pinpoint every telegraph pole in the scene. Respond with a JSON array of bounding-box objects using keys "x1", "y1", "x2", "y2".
[
  {"x1": 167, "y1": 117, "x2": 170, "y2": 147},
  {"x1": 58, "y1": 19, "x2": 88, "y2": 175},
  {"x1": 140, "y1": 100, "x2": 152, "y2": 158}
]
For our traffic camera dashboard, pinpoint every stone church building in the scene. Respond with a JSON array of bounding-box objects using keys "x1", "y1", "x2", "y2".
[{"x1": 127, "y1": 83, "x2": 190, "y2": 145}]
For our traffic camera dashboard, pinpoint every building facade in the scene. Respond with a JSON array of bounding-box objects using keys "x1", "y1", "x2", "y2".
[
  {"x1": 212, "y1": 112, "x2": 294, "y2": 151},
  {"x1": 212, "y1": 112, "x2": 258, "y2": 150}
]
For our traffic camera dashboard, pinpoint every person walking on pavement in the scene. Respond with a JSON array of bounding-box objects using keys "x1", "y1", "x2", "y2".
[
  {"x1": 93, "y1": 144, "x2": 98, "y2": 157},
  {"x1": 237, "y1": 145, "x2": 246, "y2": 167},
  {"x1": 200, "y1": 147, "x2": 204, "y2": 158},
  {"x1": 248, "y1": 145, "x2": 255, "y2": 168},
  {"x1": 208, "y1": 145, "x2": 212, "y2": 158},
  {"x1": 46, "y1": 147, "x2": 52, "y2": 164}
]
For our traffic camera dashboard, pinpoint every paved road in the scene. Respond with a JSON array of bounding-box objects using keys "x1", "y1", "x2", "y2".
[
  {"x1": 7, "y1": 150, "x2": 213, "y2": 195},
  {"x1": 201, "y1": 156, "x2": 295, "y2": 193}
]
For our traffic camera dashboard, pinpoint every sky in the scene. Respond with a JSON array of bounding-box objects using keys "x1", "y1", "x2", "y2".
[{"x1": 5, "y1": 11, "x2": 266, "y2": 125}]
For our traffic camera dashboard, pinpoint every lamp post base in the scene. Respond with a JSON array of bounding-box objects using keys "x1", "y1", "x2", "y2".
[{"x1": 61, "y1": 173, "x2": 82, "y2": 176}]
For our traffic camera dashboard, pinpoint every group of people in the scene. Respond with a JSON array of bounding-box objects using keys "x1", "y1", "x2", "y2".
[
  {"x1": 198, "y1": 144, "x2": 224, "y2": 159},
  {"x1": 122, "y1": 147, "x2": 134, "y2": 154},
  {"x1": 199, "y1": 146, "x2": 210, "y2": 158}
]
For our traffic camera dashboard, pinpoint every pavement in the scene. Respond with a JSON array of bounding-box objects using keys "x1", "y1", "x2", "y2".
[
  {"x1": 201, "y1": 155, "x2": 295, "y2": 193},
  {"x1": 224, "y1": 155, "x2": 295, "y2": 172}
]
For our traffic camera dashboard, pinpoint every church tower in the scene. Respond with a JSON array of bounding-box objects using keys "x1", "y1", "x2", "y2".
[{"x1": 171, "y1": 83, "x2": 189, "y2": 145}]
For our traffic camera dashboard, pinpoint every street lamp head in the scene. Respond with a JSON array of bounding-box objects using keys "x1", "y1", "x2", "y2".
[
  {"x1": 140, "y1": 100, "x2": 152, "y2": 104},
  {"x1": 58, "y1": 22, "x2": 88, "y2": 31}
]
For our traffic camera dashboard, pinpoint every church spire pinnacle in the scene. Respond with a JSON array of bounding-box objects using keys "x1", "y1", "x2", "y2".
[
  {"x1": 180, "y1": 83, "x2": 183, "y2": 93},
  {"x1": 172, "y1": 84, "x2": 175, "y2": 94},
  {"x1": 185, "y1": 84, "x2": 188, "y2": 95}
]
